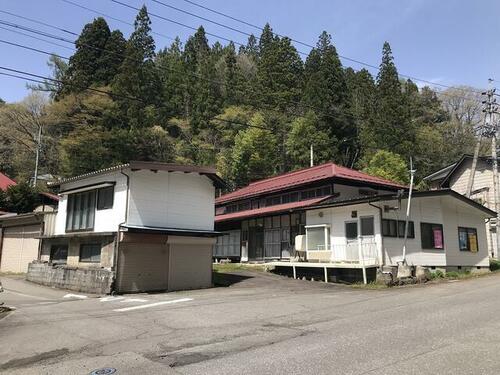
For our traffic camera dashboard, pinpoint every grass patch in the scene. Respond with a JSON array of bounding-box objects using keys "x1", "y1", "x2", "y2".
[
  {"x1": 213, "y1": 263, "x2": 266, "y2": 273},
  {"x1": 351, "y1": 281, "x2": 389, "y2": 290}
]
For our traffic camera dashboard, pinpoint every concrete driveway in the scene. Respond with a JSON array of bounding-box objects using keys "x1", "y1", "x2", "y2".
[{"x1": 2, "y1": 270, "x2": 500, "y2": 374}]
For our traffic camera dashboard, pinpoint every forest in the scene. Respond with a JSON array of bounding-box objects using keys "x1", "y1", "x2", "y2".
[{"x1": 0, "y1": 6, "x2": 483, "y2": 193}]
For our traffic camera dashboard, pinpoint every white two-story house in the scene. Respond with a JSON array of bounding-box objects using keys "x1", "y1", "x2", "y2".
[{"x1": 28, "y1": 161, "x2": 225, "y2": 294}]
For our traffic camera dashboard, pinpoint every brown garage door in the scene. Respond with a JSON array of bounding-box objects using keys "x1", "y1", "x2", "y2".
[
  {"x1": 1, "y1": 225, "x2": 40, "y2": 273},
  {"x1": 116, "y1": 243, "x2": 169, "y2": 293}
]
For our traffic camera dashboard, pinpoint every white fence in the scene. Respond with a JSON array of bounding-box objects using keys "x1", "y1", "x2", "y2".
[{"x1": 307, "y1": 240, "x2": 379, "y2": 266}]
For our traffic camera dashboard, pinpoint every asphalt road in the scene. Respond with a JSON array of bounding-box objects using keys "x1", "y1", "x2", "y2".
[{"x1": 2, "y1": 271, "x2": 500, "y2": 375}]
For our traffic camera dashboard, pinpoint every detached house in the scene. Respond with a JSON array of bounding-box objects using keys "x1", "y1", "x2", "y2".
[
  {"x1": 424, "y1": 155, "x2": 499, "y2": 258},
  {"x1": 215, "y1": 163, "x2": 494, "y2": 283},
  {"x1": 28, "y1": 162, "x2": 225, "y2": 294}
]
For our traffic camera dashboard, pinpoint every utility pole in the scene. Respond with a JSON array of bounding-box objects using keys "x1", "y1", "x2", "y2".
[
  {"x1": 32, "y1": 123, "x2": 42, "y2": 188},
  {"x1": 402, "y1": 157, "x2": 415, "y2": 264},
  {"x1": 482, "y1": 79, "x2": 500, "y2": 258},
  {"x1": 310, "y1": 144, "x2": 314, "y2": 167}
]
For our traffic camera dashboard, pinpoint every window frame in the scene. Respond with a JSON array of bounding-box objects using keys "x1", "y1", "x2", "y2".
[
  {"x1": 382, "y1": 219, "x2": 415, "y2": 239},
  {"x1": 345, "y1": 221, "x2": 358, "y2": 240},
  {"x1": 97, "y1": 186, "x2": 114, "y2": 210},
  {"x1": 79, "y1": 243, "x2": 101, "y2": 263},
  {"x1": 420, "y1": 222, "x2": 445, "y2": 250},
  {"x1": 65, "y1": 190, "x2": 96, "y2": 232},
  {"x1": 50, "y1": 244, "x2": 68, "y2": 265},
  {"x1": 305, "y1": 224, "x2": 331, "y2": 251},
  {"x1": 458, "y1": 227, "x2": 479, "y2": 252},
  {"x1": 360, "y1": 216, "x2": 375, "y2": 237}
]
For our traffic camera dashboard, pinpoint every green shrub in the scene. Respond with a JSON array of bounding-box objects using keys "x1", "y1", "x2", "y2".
[
  {"x1": 430, "y1": 270, "x2": 445, "y2": 279},
  {"x1": 446, "y1": 271, "x2": 459, "y2": 279},
  {"x1": 490, "y1": 259, "x2": 500, "y2": 271}
]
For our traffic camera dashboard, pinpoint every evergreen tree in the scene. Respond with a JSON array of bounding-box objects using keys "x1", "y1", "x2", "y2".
[
  {"x1": 112, "y1": 5, "x2": 162, "y2": 128},
  {"x1": 183, "y1": 26, "x2": 221, "y2": 132},
  {"x1": 96, "y1": 30, "x2": 127, "y2": 84},
  {"x1": 62, "y1": 18, "x2": 112, "y2": 95},
  {"x1": 257, "y1": 26, "x2": 303, "y2": 110},
  {"x1": 345, "y1": 68, "x2": 376, "y2": 164},
  {"x1": 302, "y1": 31, "x2": 351, "y2": 163},
  {"x1": 373, "y1": 42, "x2": 413, "y2": 157}
]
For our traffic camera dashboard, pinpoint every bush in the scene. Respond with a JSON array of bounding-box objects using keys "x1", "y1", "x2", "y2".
[
  {"x1": 490, "y1": 259, "x2": 500, "y2": 271},
  {"x1": 430, "y1": 270, "x2": 445, "y2": 279},
  {"x1": 445, "y1": 271, "x2": 459, "y2": 279}
]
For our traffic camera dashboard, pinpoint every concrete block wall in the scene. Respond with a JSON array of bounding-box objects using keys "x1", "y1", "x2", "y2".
[{"x1": 26, "y1": 262, "x2": 113, "y2": 294}]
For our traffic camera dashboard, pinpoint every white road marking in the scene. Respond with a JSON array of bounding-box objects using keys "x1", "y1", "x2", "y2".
[
  {"x1": 121, "y1": 298, "x2": 148, "y2": 303},
  {"x1": 63, "y1": 294, "x2": 88, "y2": 299},
  {"x1": 4, "y1": 290, "x2": 47, "y2": 300},
  {"x1": 100, "y1": 296, "x2": 125, "y2": 302},
  {"x1": 113, "y1": 298, "x2": 193, "y2": 312}
]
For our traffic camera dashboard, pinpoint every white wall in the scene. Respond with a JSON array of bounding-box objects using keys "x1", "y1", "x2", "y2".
[
  {"x1": 54, "y1": 172, "x2": 128, "y2": 235},
  {"x1": 305, "y1": 195, "x2": 490, "y2": 268},
  {"x1": 382, "y1": 196, "x2": 489, "y2": 267},
  {"x1": 127, "y1": 170, "x2": 215, "y2": 231},
  {"x1": 307, "y1": 203, "x2": 383, "y2": 263}
]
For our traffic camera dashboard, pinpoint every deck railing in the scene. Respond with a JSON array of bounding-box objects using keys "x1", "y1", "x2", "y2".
[{"x1": 307, "y1": 240, "x2": 379, "y2": 266}]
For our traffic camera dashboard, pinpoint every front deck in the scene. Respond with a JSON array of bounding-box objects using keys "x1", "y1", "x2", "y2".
[{"x1": 267, "y1": 260, "x2": 378, "y2": 284}]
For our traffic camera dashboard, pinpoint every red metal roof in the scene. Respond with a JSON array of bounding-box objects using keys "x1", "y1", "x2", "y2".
[
  {"x1": 216, "y1": 162, "x2": 405, "y2": 204},
  {"x1": 215, "y1": 196, "x2": 331, "y2": 223},
  {"x1": 0, "y1": 172, "x2": 16, "y2": 191}
]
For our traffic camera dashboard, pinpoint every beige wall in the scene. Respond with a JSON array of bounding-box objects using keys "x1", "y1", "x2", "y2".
[
  {"x1": 116, "y1": 234, "x2": 215, "y2": 293},
  {"x1": 1, "y1": 224, "x2": 41, "y2": 273},
  {"x1": 40, "y1": 235, "x2": 115, "y2": 268},
  {"x1": 167, "y1": 237, "x2": 215, "y2": 291}
]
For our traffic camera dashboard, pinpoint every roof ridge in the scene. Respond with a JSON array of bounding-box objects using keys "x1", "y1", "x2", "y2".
[{"x1": 248, "y1": 162, "x2": 334, "y2": 187}]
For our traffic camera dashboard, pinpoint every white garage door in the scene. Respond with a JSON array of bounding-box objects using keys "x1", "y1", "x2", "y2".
[
  {"x1": 116, "y1": 243, "x2": 169, "y2": 293},
  {"x1": 1, "y1": 225, "x2": 41, "y2": 273}
]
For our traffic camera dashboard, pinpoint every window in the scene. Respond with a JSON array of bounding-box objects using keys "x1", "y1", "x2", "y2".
[
  {"x1": 360, "y1": 217, "x2": 374, "y2": 236},
  {"x1": 398, "y1": 221, "x2": 415, "y2": 238},
  {"x1": 79, "y1": 243, "x2": 101, "y2": 263},
  {"x1": 50, "y1": 245, "x2": 68, "y2": 264},
  {"x1": 421, "y1": 223, "x2": 444, "y2": 249},
  {"x1": 345, "y1": 221, "x2": 358, "y2": 240},
  {"x1": 97, "y1": 186, "x2": 114, "y2": 210},
  {"x1": 382, "y1": 219, "x2": 398, "y2": 237},
  {"x1": 66, "y1": 190, "x2": 96, "y2": 232},
  {"x1": 306, "y1": 225, "x2": 330, "y2": 251},
  {"x1": 458, "y1": 227, "x2": 478, "y2": 252},
  {"x1": 289, "y1": 192, "x2": 299, "y2": 202},
  {"x1": 382, "y1": 219, "x2": 415, "y2": 238}
]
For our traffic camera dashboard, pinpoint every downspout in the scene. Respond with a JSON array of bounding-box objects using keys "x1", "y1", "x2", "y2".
[
  {"x1": 368, "y1": 202, "x2": 385, "y2": 267},
  {"x1": 112, "y1": 167, "x2": 130, "y2": 294}
]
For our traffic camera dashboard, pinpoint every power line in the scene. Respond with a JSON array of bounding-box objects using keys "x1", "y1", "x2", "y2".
[
  {"x1": 59, "y1": 0, "x2": 175, "y2": 42},
  {"x1": 0, "y1": 25, "x2": 75, "y2": 52},
  {"x1": 0, "y1": 65, "x2": 270, "y2": 131},
  {"x1": 110, "y1": 0, "x2": 241, "y2": 46},
  {"x1": 0, "y1": 17, "x2": 355, "y2": 122},
  {"x1": 175, "y1": 0, "x2": 483, "y2": 94},
  {"x1": 0, "y1": 11, "x2": 483, "y2": 118}
]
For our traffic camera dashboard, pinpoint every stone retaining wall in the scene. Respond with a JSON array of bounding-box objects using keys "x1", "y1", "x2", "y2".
[{"x1": 26, "y1": 262, "x2": 114, "y2": 294}]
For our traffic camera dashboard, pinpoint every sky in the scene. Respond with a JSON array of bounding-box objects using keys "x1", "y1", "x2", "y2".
[{"x1": 0, "y1": 0, "x2": 499, "y2": 103}]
